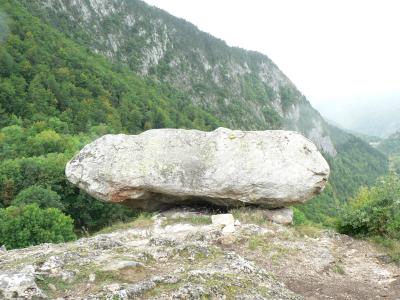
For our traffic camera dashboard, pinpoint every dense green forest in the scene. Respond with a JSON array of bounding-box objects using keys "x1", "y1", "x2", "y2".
[
  {"x1": 0, "y1": 0, "x2": 220, "y2": 246},
  {"x1": 0, "y1": 0, "x2": 392, "y2": 249}
]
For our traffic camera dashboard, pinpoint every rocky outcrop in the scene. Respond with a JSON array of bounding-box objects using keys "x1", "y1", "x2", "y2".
[
  {"x1": 0, "y1": 265, "x2": 45, "y2": 299},
  {"x1": 1, "y1": 208, "x2": 399, "y2": 299},
  {"x1": 66, "y1": 128, "x2": 329, "y2": 210}
]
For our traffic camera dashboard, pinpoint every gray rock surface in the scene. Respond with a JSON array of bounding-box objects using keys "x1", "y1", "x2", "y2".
[
  {"x1": 101, "y1": 260, "x2": 144, "y2": 272},
  {"x1": 264, "y1": 208, "x2": 294, "y2": 225},
  {"x1": 0, "y1": 265, "x2": 45, "y2": 299},
  {"x1": 211, "y1": 214, "x2": 236, "y2": 233},
  {"x1": 66, "y1": 127, "x2": 329, "y2": 210},
  {"x1": 0, "y1": 208, "x2": 399, "y2": 299}
]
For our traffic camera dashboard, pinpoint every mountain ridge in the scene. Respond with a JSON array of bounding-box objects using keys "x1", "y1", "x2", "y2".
[{"x1": 19, "y1": 0, "x2": 336, "y2": 153}]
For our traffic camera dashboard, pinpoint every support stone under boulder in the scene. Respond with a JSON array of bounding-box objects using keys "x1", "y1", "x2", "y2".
[{"x1": 66, "y1": 127, "x2": 329, "y2": 211}]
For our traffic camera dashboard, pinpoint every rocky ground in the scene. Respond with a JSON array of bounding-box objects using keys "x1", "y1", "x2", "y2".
[{"x1": 0, "y1": 208, "x2": 399, "y2": 300}]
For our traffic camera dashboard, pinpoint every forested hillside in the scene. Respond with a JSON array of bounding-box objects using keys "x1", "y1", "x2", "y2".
[
  {"x1": 377, "y1": 132, "x2": 400, "y2": 174},
  {"x1": 378, "y1": 132, "x2": 400, "y2": 156},
  {"x1": 0, "y1": 0, "x2": 389, "y2": 239},
  {"x1": 0, "y1": 0, "x2": 220, "y2": 235}
]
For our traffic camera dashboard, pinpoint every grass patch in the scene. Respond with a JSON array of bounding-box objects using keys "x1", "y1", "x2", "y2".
[
  {"x1": 35, "y1": 264, "x2": 101, "y2": 298},
  {"x1": 293, "y1": 224, "x2": 322, "y2": 238},
  {"x1": 248, "y1": 235, "x2": 265, "y2": 251},
  {"x1": 330, "y1": 262, "x2": 345, "y2": 275},
  {"x1": 142, "y1": 282, "x2": 181, "y2": 297},
  {"x1": 196, "y1": 273, "x2": 271, "y2": 299},
  {"x1": 202, "y1": 275, "x2": 246, "y2": 298},
  {"x1": 175, "y1": 244, "x2": 222, "y2": 263},
  {"x1": 161, "y1": 215, "x2": 212, "y2": 227},
  {"x1": 93, "y1": 269, "x2": 122, "y2": 283},
  {"x1": 96, "y1": 212, "x2": 155, "y2": 234},
  {"x1": 370, "y1": 236, "x2": 400, "y2": 264},
  {"x1": 230, "y1": 208, "x2": 270, "y2": 225},
  {"x1": 245, "y1": 235, "x2": 290, "y2": 262},
  {"x1": 36, "y1": 275, "x2": 75, "y2": 297}
]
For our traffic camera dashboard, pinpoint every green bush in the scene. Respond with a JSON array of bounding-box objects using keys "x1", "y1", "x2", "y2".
[
  {"x1": 338, "y1": 173, "x2": 400, "y2": 239},
  {"x1": 0, "y1": 204, "x2": 76, "y2": 249},
  {"x1": 292, "y1": 207, "x2": 309, "y2": 225},
  {"x1": 12, "y1": 185, "x2": 64, "y2": 210}
]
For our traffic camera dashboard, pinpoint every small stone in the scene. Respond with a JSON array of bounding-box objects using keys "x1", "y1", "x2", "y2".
[
  {"x1": 89, "y1": 273, "x2": 96, "y2": 282},
  {"x1": 60, "y1": 270, "x2": 76, "y2": 283},
  {"x1": 125, "y1": 280, "x2": 156, "y2": 296},
  {"x1": 39, "y1": 256, "x2": 64, "y2": 273},
  {"x1": 92, "y1": 237, "x2": 123, "y2": 249},
  {"x1": 376, "y1": 255, "x2": 393, "y2": 265},
  {"x1": 217, "y1": 235, "x2": 237, "y2": 246},
  {"x1": 174, "y1": 267, "x2": 185, "y2": 274},
  {"x1": 263, "y1": 208, "x2": 293, "y2": 225},
  {"x1": 172, "y1": 284, "x2": 208, "y2": 299},
  {"x1": 0, "y1": 245, "x2": 6, "y2": 252},
  {"x1": 222, "y1": 224, "x2": 236, "y2": 234},
  {"x1": 212, "y1": 214, "x2": 235, "y2": 233},
  {"x1": 104, "y1": 283, "x2": 121, "y2": 292},
  {"x1": 234, "y1": 219, "x2": 241, "y2": 226},
  {"x1": 102, "y1": 260, "x2": 144, "y2": 272},
  {"x1": 48, "y1": 283, "x2": 57, "y2": 292}
]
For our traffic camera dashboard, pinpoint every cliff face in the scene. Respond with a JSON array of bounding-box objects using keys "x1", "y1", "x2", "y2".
[{"x1": 20, "y1": 0, "x2": 337, "y2": 155}]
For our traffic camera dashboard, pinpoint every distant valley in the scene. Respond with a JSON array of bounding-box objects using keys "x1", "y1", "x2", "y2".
[{"x1": 316, "y1": 95, "x2": 400, "y2": 138}]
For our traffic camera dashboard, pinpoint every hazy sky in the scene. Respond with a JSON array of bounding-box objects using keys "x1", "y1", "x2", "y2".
[{"x1": 143, "y1": 0, "x2": 400, "y2": 111}]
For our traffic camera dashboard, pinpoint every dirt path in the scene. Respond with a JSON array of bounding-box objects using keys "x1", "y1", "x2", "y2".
[{"x1": 235, "y1": 225, "x2": 400, "y2": 300}]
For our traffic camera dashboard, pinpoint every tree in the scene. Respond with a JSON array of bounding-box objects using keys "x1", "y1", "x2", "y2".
[
  {"x1": 0, "y1": 47, "x2": 14, "y2": 77},
  {"x1": 338, "y1": 173, "x2": 400, "y2": 239},
  {"x1": 26, "y1": 129, "x2": 65, "y2": 156},
  {"x1": 0, "y1": 204, "x2": 76, "y2": 249},
  {"x1": 12, "y1": 185, "x2": 64, "y2": 210}
]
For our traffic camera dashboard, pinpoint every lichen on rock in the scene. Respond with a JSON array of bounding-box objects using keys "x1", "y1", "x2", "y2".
[{"x1": 66, "y1": 127, "x2": 329, "y2": 211}]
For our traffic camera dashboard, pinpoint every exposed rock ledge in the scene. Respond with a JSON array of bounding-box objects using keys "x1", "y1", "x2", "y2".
[
  {"x1": 1, "y1": 208, "x2": 399, "y2": 299},
  {"x1": 66, "y1": 128, "x2": 329, "y2": 210}
]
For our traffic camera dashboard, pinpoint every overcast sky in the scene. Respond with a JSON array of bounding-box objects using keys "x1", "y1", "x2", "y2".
[{"x1": 143, "y1": 0, "x2": 400, "y2": 111}]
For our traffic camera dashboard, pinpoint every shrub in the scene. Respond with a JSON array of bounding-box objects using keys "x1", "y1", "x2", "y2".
[
  {"x1": 26, "y1": 130, "x2": 66, "y2": 156},
  {"x1": 338, "y1": 173, "x2": 400, "y2": 239},
  {"x1": 12, "y1": 185, "x2": 64, "y2": 210},
  {"x1": 0, "y1": 204, "x2": 76, "y2": 249},
  {"x1": 292, "y1": 207, "x2": 308, "y2": 225}
]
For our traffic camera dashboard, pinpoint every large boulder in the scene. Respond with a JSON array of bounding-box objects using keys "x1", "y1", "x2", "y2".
[{"x1": 66, "y1": 128, "x2": 329, "y2": 210}]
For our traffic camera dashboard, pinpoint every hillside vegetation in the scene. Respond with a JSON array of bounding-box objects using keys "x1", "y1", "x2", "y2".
[
  {"x1": 0, "y1": 0, "x2": 391, "y2": 249},
  {"x1": 0, "y1": 0, "x2": 220, "y2": 238},
  {"x1": 16, "y1": 0, "x2": 389, "y2": 221},
  {"x1": 377, "y1": 132, "x2": 400, "y2": 173},
  {"x1": 338, "y1": 173, "x2": 400, "y2": 262}
]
